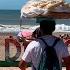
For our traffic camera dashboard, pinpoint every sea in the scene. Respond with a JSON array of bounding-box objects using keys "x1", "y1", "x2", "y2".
[{"x1": 0, "y1": 10, "x2": 70, "y2": 35}]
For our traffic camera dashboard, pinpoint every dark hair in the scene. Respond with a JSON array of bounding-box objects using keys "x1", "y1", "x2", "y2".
[
  {"x1": 32, "y1": 27, "x2": 42, "y2": 38},
  {"x1": 40, "y1": 19, "x2": 56, "y2": 35}
]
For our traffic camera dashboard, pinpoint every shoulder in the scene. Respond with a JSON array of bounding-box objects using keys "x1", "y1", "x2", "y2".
[
  {"x1": 26, "y1": 39, "x2": 41, "y2": 49},
  {"x1": 29, "y1": 39, "x2": 41, "y2": 46},
  {"x1": 54, "y1": 37, "x2": 67, "y2": 47},
  {"x1": 54, "y1": 36, "x2": 64, "y2": 44}
]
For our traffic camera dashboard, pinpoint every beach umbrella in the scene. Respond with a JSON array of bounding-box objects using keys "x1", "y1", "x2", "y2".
[{"x1": 20, "y1": 0, "x2": 70, "y2": 19}]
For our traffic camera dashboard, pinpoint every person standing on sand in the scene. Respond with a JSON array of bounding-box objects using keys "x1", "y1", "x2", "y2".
[
  {"x1": 19, "y1": 19, "x2": 70, "y2": 70},
  {"x1": 17, "y1": 27, "x2": 42, "y2": 51}
]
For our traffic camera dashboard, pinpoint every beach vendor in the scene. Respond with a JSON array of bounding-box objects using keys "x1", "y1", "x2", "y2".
[{"x1": 19, "y1": 19, "x2": 70, "y2": 70}]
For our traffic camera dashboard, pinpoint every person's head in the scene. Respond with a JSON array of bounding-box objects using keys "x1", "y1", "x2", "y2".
[
  {"x1": 17, "y1": 31, "x2": 32, "y2": 42},
  {"x1": 32, "y1": 27, "x2": 42, "y2": 38},
  {"x1": 40, "y1": 19, "x2": 56, "y2": 35}
]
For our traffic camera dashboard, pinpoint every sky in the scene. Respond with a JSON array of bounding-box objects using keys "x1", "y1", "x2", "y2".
[
  {"x1": 0, "y1": 0, "x2": 27, "y2": 10},
  {"x1": 0, "y1": 0, "x2": 70, "y2": 10}
]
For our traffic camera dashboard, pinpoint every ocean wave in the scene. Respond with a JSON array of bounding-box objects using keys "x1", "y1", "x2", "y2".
[
  {"x1": 55, "y1": 24, "x2": 70, "y2": 32},
  {"x1": 0, "y1": 24, "x2": 70, "y2": 33}
]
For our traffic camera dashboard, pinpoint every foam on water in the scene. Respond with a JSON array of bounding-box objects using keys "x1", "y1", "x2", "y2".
[
  {"x1": 29, "y1": 24, "x2": 70, "y2": 32},
  {"x1": 55, "y1": 24, "x2": 70, "y2": 32},
  {"x1": 0, "y1": 24, "x2": 70, "y2": 33}
]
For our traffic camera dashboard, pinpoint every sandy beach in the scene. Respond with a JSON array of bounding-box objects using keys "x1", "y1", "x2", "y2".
[
  {"x1": 0, "y1": 67, "x2": 66, "y2": 70},
  {"x1": 0, "y1": 33, "x2": 24, "y2": 61},
  {"x1": 0, "y1": 32, "x2": 70, "y2": 70},
  {"x1": 0, "y1": 67, "x2": 32, "y2": 70},
  {"x1": 0, "y1": 32, "x2": 64, "y2": 60}
]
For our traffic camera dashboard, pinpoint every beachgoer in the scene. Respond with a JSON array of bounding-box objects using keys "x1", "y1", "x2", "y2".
[
  {"x1": 32, "y1": 27, "x2": 42, "y2": 39},
  {"x1": 22, "y1": 27, "x2": 42, "y2": 51},
  {"x1": 19, "y1": 19, "x2": 69, "y2": 70},
  {"x1": 17, "y1": 27, "x2": 42, "y2": 51},
  {"x1": 17, "y1": 30, "x2": 32, "y2": 49},
  {"x1": 17, "y1": 30, "x2": 32, "y2": 42}
]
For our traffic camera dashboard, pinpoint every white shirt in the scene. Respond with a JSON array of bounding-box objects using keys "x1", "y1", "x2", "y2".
[{"x1": 22, "y1": 35, "x2": 69, "y2": 70}]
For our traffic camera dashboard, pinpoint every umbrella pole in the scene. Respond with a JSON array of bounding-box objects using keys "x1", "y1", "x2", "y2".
[{"x1": 19, "y1": 17, "x2": 22, "y2": 31}]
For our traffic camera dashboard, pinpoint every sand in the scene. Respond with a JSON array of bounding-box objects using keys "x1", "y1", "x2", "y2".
[
  {"x1": 0, "y1": 67, "x2": 32, "y2": 70},
  {"x1": 0, "y1": 67, "x2": 66, "y2": 70},
  {"x1": 0, "y1": 34, "x2": 24, "y2": 61},
  {"x1": 0, "y1": 32, "x2": 70, "y2": 70},
  {"x1": 0, "y1": 32, "x2": 70, "y2": 60}
]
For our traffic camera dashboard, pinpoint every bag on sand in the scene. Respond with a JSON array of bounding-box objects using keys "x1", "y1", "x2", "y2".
[{"x1": 37, "y1": 38, "x2": 60, "y2": 70}]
